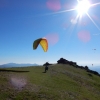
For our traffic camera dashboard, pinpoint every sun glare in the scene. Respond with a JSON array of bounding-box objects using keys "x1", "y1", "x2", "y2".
[{"x1": 76, "y1": 0, "x2": 90, "y2": 15}]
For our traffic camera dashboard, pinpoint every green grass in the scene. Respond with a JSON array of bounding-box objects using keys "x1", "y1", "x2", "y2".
[{"x1": 0, "y1": 64, "x2": 100, "y2": 100}]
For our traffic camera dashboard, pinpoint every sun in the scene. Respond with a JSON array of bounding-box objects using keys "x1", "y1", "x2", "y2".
[{"x1": 76, "y1": 0, "x2": 91, "y2": 15}]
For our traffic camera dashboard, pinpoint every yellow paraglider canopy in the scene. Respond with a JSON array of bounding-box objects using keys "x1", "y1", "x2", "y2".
[{"x1": 33, "y1": 38, "x2": 48, "y2": 52}]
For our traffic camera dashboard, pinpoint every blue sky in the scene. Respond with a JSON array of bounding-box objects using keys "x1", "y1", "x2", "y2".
[{"x1": 0, "y1": 0, "x2": 100, "y2": 67}]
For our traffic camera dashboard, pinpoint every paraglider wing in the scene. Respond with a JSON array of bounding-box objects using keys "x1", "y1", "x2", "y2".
[
  {"x1": 33, "y1": 38, "x2": 42, "y2": 50},
  {"x1": 40, "y1": 38, "x2": 48, "y2": 52},
  {"x1": 33, "y1": 38, "x2": 48, "y2": 52},
  {"x1": 92, "y1": 49, "x2": 96, "y2": 50}
]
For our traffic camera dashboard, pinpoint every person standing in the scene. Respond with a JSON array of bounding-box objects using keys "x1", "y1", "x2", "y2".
[{"x1": 44, "y1": 62, "x2": 49, "y2": 73}]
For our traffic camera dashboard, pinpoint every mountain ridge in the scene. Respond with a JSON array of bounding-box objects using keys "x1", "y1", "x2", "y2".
[{"x1": 0, "y1": 63, "x2": 39, "y2": 68}]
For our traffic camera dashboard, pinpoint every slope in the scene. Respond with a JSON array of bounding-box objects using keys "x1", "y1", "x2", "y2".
[{"x1": 0, "y1": 64, "x2": 100, "y2": 100}]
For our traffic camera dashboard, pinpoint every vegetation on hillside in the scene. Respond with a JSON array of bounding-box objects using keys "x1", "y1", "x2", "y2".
[{"x1": 0, "y1": 63, "x2": 100, "y2": 100}]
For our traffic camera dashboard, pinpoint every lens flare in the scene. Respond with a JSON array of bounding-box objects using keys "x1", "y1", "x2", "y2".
[
  {"x1": 45, "y1": 33, "x2": 59, "y2": 45},
  {"x1": 78, "y1": 30, "x2": 91, "y2": 42},
  {"x1": 46, "y1": 0, "x2": 61, "y2": 11}
]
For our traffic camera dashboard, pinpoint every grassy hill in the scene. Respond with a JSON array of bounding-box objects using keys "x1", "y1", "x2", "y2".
[{"x1": 0, "y1": 64, "x2": 100, "y2": 100}]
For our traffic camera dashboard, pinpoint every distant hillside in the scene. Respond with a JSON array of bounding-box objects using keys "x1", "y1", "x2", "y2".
[{"x1": 0, "y1": 63, "x2": 39, "y2": 68}]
